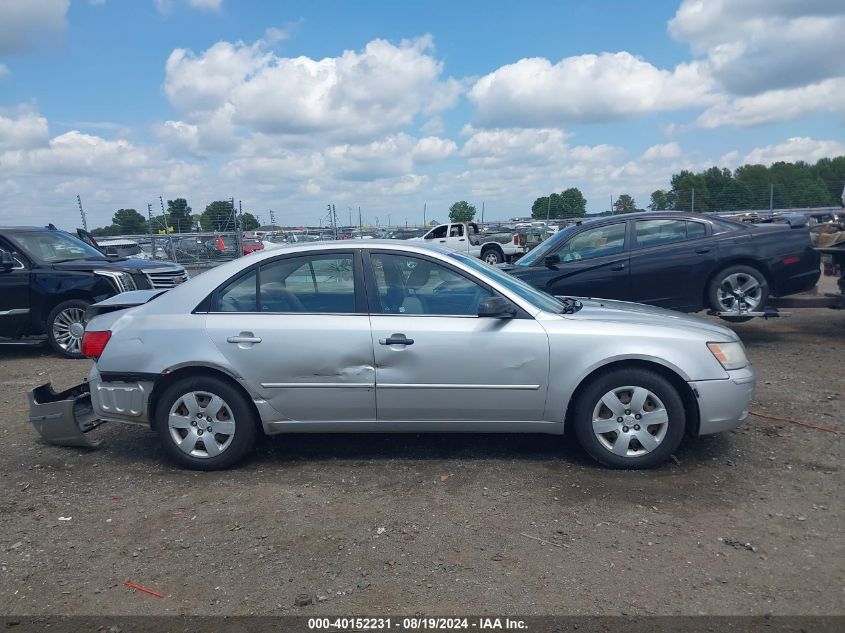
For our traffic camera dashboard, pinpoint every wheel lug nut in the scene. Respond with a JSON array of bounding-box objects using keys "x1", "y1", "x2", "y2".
[
  {"x1": 190, "y1": 421, "x2": 197, "y2": 426},
  {"x1": 206, "y1": 417, "x2": 212, "y2": 422},
  {"x1": 622, "y1": 426, "x2": 629, "y2": 433},
  {"x1": 617, "y1": 417, "x2": 623, "y2": 423},
  {"x1": 635, "y1": 414, "x2": 642, "y2": 420},
  {"x1": 196, "y1": 413, "x2": 202, "y2": 418},
  {"x1": 634, "y1": 425, "x2": 641, "y2": 431},
  {"x1": 624, "y1": 409, "x2": 631, "y2": 415},
  {"x1": 197, "y1": 429, "x2": 203, "y2": 435},
  {"x1": 207, "y1": 426, "x2": 212, "y2": 432}
]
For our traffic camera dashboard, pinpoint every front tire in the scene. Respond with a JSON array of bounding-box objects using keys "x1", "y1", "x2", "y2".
[
  {"x1": 572, "y1": 368, "x2": 686, "y2": 469},
  {"x1": 46, "y1": 299, "x2": 91, "y2": 358},
  {"x1": 154, "y1": 376, "x2": 258, "y2": 470}
]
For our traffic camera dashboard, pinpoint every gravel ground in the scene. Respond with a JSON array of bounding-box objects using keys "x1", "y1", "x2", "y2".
[{"x1": 0, "y1": 284, "x2": 843, "y2": 616}]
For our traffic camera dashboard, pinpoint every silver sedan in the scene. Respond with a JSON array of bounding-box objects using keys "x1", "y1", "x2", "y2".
[{"x1": 33, "y1": 241, "x2": 755, "y2": 470}]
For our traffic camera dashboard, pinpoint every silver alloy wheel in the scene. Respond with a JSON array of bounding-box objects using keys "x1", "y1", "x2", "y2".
[
  {"x1": 716, "y1": 272, "x2": 763, "y2": 312},
  {"x1": 51, "y1": 307, "x2": 86, "y2": 354},
  {"x1": 168, "y1": 391, "x2": 236, "y2": 458},
  {"x1": 592, "y1": 385, "x2": 669, "y2": 457},
  {"x1": 483, "y1": 251, "x2": 501, "y2": 265}
]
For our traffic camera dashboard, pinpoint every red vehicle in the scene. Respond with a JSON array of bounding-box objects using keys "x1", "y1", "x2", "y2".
[{"x1": 242, "y1": 238, "x2": 265, "y2": 255}]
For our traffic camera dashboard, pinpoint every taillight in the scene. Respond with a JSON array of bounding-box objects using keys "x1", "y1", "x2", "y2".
[
  {"x1": 81, "y1": 331, "x2": 112, "y2": 359},
  {"x1": 513, "y1": 234, "x2": 521, "y2": 246},
  {"x1": 783, "y1": 256, "x2": 800, "y2": 264}
]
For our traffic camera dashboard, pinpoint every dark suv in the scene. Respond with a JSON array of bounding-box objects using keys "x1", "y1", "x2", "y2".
[{"x1": 0, "y1": 225, "x2": 188, "y2": 357}]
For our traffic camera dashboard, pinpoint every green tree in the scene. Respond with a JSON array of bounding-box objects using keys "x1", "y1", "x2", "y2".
[
  {"x1": 166, "y1": 198, "x2": 192, "y2": 233},
  {"x1": 240, "y1": 212, "x2": 259, "y2": 231},
  {"x1": 111, "y1": 208, "x2": 147, "y2": 234},
  {"x1": 201, "y1": 200, "x2": 236, "y2": 231},
  {"x1": 671, "y1": 171, "x2": 709, "y2": 212},
  {"x1": 648, "y1": 190, "x2": 674, "y2": 210},
  {"x1": 531, "y1": 187, "x2": 587, "y2": 219},
  {"x1": 448, "y1": 200, "x2": 476, "y2": 223},
  {"x1": 613, "y1": 194, "x2": 636, "y2": 214}
]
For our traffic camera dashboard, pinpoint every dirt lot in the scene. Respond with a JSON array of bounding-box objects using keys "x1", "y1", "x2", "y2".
[{"x1": 1, "y1": 289, "x2": 843, "y2": 616}]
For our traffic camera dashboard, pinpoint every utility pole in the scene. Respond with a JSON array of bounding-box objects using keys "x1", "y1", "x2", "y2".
[
  {"x1": 546, "y1": 195, "x2": 552, "y2": 221},
  {"x1": 358, "y1": 206, "x2": 362, "y2": 233},
  {"x1": 387, "y1": 214, "x2": 392, "y2": 228},
  {"x1": 610, "y1": 195, "x2": 614, "y2": 215},
  {"x1": 332, "y1": 204, "x2": 338, "y2": 239},
  {"x1": 481, "y1": 201, "x2": 485, "y2": 224},
  {"x1": 423, "y1": 202, "x2": 427, "y2": 227},
  {"x1": 147, "y1": 203, "x2": 154, "y2": 235},
  {"x1": 76, "y1": 195, "x2": 88, "y2": 231},
  {"x1": 269, "y1": 209, "x2": 276, "y2": 228},
  {"x1": 769, "y1": 184, "x2": 774, "y2": 215},
  {"x1": 691, "y1": 187, "x2": 695, "y2": 212}
]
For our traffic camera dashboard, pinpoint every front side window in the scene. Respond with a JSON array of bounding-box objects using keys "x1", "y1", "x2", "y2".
[
  {"x1": 370, "y1": 253, "x2": 492, "y2": 316},
  {"x1": 426, "y1": 225, "x2": 447, "y2": 239},
  {"x1": 214, "y1": 254, "x2": 356, "y2": 313},
  {"x1": 11, "y1": 231, "x2": 104, "y2": 263},
  {"x1": 556, "y1": 223, "x2": 626, "y2": 262}
]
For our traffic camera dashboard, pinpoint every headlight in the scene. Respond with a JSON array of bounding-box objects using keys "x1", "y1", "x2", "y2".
[
  {"x1": 707, "y1": 341, "x2": 748, "y2": 370},
  {"x1": 94, "y1": 270, "x2": 137, "y2": 293}
]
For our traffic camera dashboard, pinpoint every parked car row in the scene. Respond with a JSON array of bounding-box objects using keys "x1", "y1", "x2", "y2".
[{"x1": 1, "y1": 225, "x2": 188, "y2": 357}]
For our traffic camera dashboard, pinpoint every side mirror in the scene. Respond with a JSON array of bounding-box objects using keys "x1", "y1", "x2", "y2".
[
  {"x1": 477, "y1": 296, "x2": 517, "y2": 319},
  {"x1": 544, "y1": 253, "x2": 561, "y2": 268},
  {"x1": 0, "y1": 251, "x2": 15, "y2": 273}
]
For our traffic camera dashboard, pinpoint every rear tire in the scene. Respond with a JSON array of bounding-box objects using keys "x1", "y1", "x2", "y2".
[
  {"x1": 572, "y1": 368, "x2": 686, "y2": 469},
  {"x1": 481, "y1": 248, "x2": 503, "y2": 265},
  {"x1": 708, "y1": 265, "x2": 768, "y2": 319},
  {"x1": 46, "y1": 299, "x2": 91, "y2": 358},
  {"x1": 154, "y1": 375, "x2": 258, "y2": 470}
]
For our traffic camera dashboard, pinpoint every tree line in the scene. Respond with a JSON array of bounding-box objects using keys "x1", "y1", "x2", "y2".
[{"x1": 89, "y1": 199, "x2": 260, "y2": 237}]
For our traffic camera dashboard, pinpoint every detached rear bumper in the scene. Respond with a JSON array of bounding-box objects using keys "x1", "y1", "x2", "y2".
[
  {"x1": 690, "y1": 366, "x2": 756, "y2": 435},
  {"x1": 29, "y1": 382, "x2": 105, "y2": 448}
]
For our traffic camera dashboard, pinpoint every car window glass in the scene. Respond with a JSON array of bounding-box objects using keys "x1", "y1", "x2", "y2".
[
  {"x1": 370, "y1": 253, "x2": 492, "y2": 316},
  {"x1": 711, "y1": 219, "x2": 742, "y2": 234},
  {"x1": 217, "y1": 269, "x2": 257, "y2": 312},
  {"x1": 557, "y1": 223, "x2": 626, "y2": 261},
  {"x1": 635, "y1": 219, "x2": 688, "y2": 247},
  {"x1": 449, "y1": 224, "x2": 464, "y2": 237},
  {"x1": 428, "y1": 225, "x2": 447, "y2": 239},
  {"x1": 259, "y1": 254, "x2": 355, "y2": 313},
  {"x1": 687, "y1": 221, "x2": 706, "y2": 239}
]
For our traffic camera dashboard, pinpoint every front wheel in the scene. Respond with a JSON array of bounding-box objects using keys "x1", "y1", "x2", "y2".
[
  {"x1": 46, "y1": 299, "x2": 91, "y2": 358},
  {"x1": 154, "y1": 376, "x2": 258, "y2": 470},
  {"x1": 572, "y1": 368, "x2": 686, "y2": 469},
  {"x1": 481, "y1": 248, "x2": 503, "y2": 265}
]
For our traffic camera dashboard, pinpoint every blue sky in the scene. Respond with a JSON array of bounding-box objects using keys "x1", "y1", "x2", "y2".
[{"x1": 1, "y1": 0, "x2": 843, "y2": 228}]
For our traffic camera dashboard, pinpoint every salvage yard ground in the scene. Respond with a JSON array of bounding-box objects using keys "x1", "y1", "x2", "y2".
[{"x1": 0, "y1": 278, "x2": 843, "y2": 616}]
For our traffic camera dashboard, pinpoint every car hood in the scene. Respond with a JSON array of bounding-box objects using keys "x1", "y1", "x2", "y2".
[
  {"x1": 50, "y1": 258, "x2": 182, "y2": 272},
  {"x1": 565, "y1": 297, "x2": 739, "y2": 341}
]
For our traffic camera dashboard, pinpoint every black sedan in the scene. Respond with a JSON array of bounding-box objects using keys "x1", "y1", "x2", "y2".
[{"x1": 502, "y1": 212, "x2": 820, "y2": 320}]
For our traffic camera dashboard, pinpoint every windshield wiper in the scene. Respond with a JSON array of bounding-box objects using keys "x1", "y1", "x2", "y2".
[{"x1": 558, "y1": 297, "x2": 583, "y2": 314}]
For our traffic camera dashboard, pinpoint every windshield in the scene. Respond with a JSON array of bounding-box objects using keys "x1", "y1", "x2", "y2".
[
  {"x1": 515, "y1": 225, "x2": 579, "y2": 266},
  {"x1": 11, "y1": 231, "x2": 105, "y2": 263},
  {"x1": 448, "y1": 251, "x2": 566, "y2": 314}
]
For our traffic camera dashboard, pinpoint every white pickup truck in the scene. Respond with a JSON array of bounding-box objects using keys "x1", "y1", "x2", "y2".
[{"x1": 415, "y1": 222, "x2": 526, "y2": 264}]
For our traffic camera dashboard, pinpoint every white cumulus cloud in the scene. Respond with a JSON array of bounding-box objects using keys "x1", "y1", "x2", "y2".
[
  {"x1": 742, "y1": 137, "x2": 845, "y2": 166},
  {"x1": 468, "y1": 53, "x2": 715, "y2": 127},
  {"x1": 0, "y1": 0, "x2": 69, "y2": 54}
]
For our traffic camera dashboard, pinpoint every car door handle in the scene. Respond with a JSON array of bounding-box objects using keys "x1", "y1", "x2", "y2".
[
  {"x1": 695, "y1": 247, "x2": 711, "y2": 254},
  {"x1": 379, "y1": 334, "x2": 414, "y2": 346},
  {"x1": 611, "y1": 263, "x2": 626, "y2": 271},
  {"x1": 227, "y1": 334, "x2": 262, "y2": 344}
]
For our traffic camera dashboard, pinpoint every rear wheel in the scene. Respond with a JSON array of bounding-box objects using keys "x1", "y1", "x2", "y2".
[
  {"x1": 481, "y1": 248, "x2": 503, "y2": 265},
  {"x1": 46, "y1": 299, "x2": 91, "y2": 358},
  {"x1": 708, "y1": 265, "x2": 768, "y2": 321},
  {"x1": 154, "y1": 376, "x2": 257, "y2": 470},
  {"x1": 572, "y1": 368, "x2": 686, "y2": 469}
]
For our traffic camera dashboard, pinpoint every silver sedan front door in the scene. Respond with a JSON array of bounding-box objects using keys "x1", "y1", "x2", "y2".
[{"x1": 365, "y1": 251, "x2": 550, "y2": 422}]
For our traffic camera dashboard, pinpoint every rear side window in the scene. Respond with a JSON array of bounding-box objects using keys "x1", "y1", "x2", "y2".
[
  {"x1": 217, "y1": 270, "x2": 257, "y2": 312},
  {"x1": 711, "y1": 219, "x2": 742, "y2": 234},
  {"x1": 635, "y1": 219, "x2": 708, "y2": 247}
]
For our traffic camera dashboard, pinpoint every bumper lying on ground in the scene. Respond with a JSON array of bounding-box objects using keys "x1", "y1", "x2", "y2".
[
  {"x1": 29, "y1": 383, "x2": 104, "y2": 448},
  {"x1": 690, "y1": 366, "x2": 756, "y2": 435}
]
